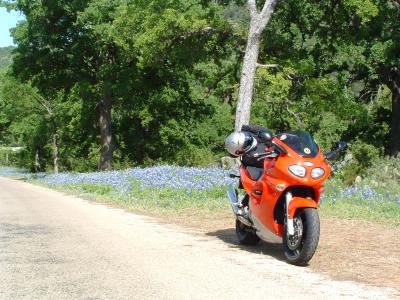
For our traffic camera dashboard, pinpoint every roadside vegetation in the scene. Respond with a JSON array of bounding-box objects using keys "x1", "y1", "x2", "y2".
[{"x1": 2, "y1": 162, "x2": 399, "y2": 226}]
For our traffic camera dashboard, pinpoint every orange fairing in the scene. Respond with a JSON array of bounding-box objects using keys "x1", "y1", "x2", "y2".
[
  {"x1": 288, "y1": 197, "x2": 318, "y2": 219},
  {"x1": 266, "y1": 138, "x2": 331, "y2": 187},
  {"x1": 239, "y1": 134, "x2": 332, "y2": 238},
  {"x1": 240, "y1": 167, "x2": 258, "y2": 193}
]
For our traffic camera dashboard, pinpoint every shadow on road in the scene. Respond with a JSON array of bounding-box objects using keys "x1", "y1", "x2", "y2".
[{"x1": 206, "y1": 228, "x2": 286, "y2": 262}]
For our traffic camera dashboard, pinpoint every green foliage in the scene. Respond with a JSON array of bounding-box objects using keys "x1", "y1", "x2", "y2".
[
  {"x1": 0, "y1": 46, "x2": 14, "y2": 68},
  {"x1": 352, "y1": 140, "x2": 381, "y2": 168},
  {"x1": 340, "y1": 140, "x2": 381, "y2": 184},
  {"x1": 342, "y1": 0, "x2": 379, "y2": 23},
  {"x1": 0, "y1": 0, "x2": 398, "y2": 173},
  {"x1": 362, "y1": 155, "x2": 400, "y2": 195},
  {"x1": 314, "y1": 112, "x2": 348, "y2": 152}
]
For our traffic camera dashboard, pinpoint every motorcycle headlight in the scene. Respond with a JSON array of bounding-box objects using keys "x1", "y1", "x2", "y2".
[
  {"x1": 288, "y1": 165, "x2": 306, "y2": 178},
  {"x1": 311, "y1": 167, "x2": 325, "y2": 179}
]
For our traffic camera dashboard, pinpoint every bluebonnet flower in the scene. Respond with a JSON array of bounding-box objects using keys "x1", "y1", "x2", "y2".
[
  {"x1": 386, "y1": 191, "x2": 391, "y2": 202},
  {"x1": 0, "y1": 167, "x2": 27, "y2": 177},
  {"x1": 343, "y1": 186, "x2": 358, "y2": 197},
  {"x1": 320, "y1": 183, "x2": 399, "y2": 208},
  {"x1": 26, "y1": 165, "x2": 238, "y2": 192},
  {"x1": 361, "y1": 186, "x2": 377, "y2": 199}
]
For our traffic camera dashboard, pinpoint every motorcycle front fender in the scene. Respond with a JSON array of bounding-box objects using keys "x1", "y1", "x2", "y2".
[{"x1": 288, "y1": 197, "x2": 318, "y2": 219}]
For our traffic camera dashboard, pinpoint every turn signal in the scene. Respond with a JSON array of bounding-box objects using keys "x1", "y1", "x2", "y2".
[{"x1": 276, "y1": 184, "x2": 286, "y2": 191}]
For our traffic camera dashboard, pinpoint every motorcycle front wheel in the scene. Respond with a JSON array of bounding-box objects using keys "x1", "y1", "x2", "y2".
[{"x1": 283, "y1": 208, "x2": 320, "y2": 266}]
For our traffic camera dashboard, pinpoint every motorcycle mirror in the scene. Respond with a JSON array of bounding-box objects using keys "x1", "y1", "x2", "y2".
[
  {"x1": 324, "y1": 151, "x2": 339, "y2": 160},
  {"x1": 334, "y1": 141, "x2": 348, "y2": 152},
  {"x1": 325, "y1": 141, "x2": 348, "y2": 161}
]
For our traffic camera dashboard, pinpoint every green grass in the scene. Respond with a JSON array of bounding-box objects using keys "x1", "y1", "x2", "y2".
[
  {"x1": 319, "y1": 179, "x2": 400, "y2": 226},
  {"x1": 38, "y1": 180, "x2": 230, "y2": 213},
  {"x1": 319, "y1": 201, "x2": 400, "y2": 226}
]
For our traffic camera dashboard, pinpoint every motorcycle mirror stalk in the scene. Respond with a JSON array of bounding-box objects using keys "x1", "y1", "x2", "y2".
[{"x1": 324, "y1": 141, "x2": 348, "y2": 160}]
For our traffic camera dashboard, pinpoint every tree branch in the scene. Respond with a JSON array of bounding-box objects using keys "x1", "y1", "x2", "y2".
[
  {"x1": 285, "y1": 101, "x2": 303, "y2": 128},
  {"x1": 257, "y1": 63, "x2": 281, "y2": 69},
  {"x1": 172, "y1": 26, "x2": 234, "y2": 43},
  {"x1": 34, "y1": 94, "x2": 54, "y2": 117},
  {"x1": 259, "y1": 0, "x2": 278, "y2": 30}
]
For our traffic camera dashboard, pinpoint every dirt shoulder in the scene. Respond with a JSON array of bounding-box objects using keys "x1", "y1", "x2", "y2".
[{"x1": 153, "y1": 209, "x2": 400, "y2": 290}]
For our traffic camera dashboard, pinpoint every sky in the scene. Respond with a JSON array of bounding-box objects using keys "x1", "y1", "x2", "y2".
[{"x1": 0, "y1": 7, "x2": 25, "y2": 47}]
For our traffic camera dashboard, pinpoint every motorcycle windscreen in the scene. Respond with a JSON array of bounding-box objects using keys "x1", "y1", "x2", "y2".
[{"x1": 276, "y1": 131, "x2": 318, "y2": 158}]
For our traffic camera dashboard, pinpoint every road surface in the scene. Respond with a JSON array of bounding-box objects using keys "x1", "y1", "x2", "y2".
[{"x1": 0, "y1": 177, "x2": 398, "y2": 299}]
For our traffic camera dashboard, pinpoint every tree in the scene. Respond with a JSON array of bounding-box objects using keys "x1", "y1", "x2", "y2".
[
  {"x1": 0, "y1": 68, "x2": 52, "y2": 171},
  {"x1": 261, "y1": 0, "x2": 400, "y2": 154},
  {"x1": 8, "y1": 0, "x2": 124, "y2": 170},
  {"x1": 112, "y1": 0, "x2": 237, "y2": 164},
  {"x1": 74, "y1": 0, "x2": 118, "y2": 170},
  {"x1": 6, "y1": 0, "x2": 239, "y2": 169},
  {"x1": 235, "y1": 0, "x2": 278, "y2": 131},
  {"x1": 34, "y1": 95, "x2": 59, "y2": 173}
]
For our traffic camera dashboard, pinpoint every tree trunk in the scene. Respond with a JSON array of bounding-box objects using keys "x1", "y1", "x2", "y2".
[
  {"x1": 35, "y1": 95, "x2": 59, "y2": 173},
  {"x1": 51, "y1": 119, "x2": 59, "y2": 174},
  {"x1": 235, "y1": 29, "x2": 261, "y2": 132},
  {"x1": 234, "y1": 0, "x2": 278, "y2": 132},
  {"x1": 390, "y1": 79, "x2": 400, "y2": 155},
  {"x1": 35, "y1": 148, "x2": 41, "y2": 172},
  {"x1": 98, "y1": 82, "x2": 114, "y2": 171}
]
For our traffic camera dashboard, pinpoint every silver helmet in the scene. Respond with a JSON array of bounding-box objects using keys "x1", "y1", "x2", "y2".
[{"x1": 225, "y1": 131, "x2": 257, "y2": 156}]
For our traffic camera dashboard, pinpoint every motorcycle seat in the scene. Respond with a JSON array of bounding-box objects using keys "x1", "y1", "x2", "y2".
[{"x1": 246, "y1": 166, "x2": 263, "y2": 181}]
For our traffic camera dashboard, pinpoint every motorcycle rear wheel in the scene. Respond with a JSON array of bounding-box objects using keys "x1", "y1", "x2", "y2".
[
  {"x1": 235, "y1": 219, "x2": 260, "y2": 245},
  {"x1": 283, "y1": 208, "x2": 320, "y2": 266}
]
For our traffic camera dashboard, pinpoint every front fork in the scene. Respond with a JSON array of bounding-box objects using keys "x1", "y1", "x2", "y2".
[{"x1": 286, "y1": 192, "x2": 294, "y2": 236}]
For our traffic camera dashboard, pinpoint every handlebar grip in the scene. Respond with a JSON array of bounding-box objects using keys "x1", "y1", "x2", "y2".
[{"x1": 253, "y1": 151, "x2": 278, "y2": 160}]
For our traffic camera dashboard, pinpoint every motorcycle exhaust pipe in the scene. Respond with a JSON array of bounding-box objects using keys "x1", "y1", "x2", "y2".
[
  {"x1": 227, "y1": 188, "x2": 253, "y2": 227},
  {"x1": 227, "y1": 187, "x2": 239, "y2": 215}
]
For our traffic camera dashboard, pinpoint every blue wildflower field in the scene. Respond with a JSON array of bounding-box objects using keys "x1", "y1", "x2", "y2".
[
  {"x1": 22, "y1": 166, "x2": 238, "y2": 210},
  {"x1": 1, "y1": 166, "x2": 399, "y2": 223},
  {"x1": 0, "y1": 167, "x2": 28, "y2": 177},
  {"x1": 319, "y1": 180, "x2": 400, "y2": 225},
  {"x1": 26, "y1": 166, "x2": 237, "y2": 191}
]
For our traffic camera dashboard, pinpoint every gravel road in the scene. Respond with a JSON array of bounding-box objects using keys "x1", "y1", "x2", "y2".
[{"x1": 0, "y1": 177, "x2": 398, "y2": 300}]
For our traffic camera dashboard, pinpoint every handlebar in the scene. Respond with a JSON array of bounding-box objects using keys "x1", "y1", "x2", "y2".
[
  {"x1": 271, "y1": 141, "x2": 288, "y2": 154},
  {"x1": 252, "y1": 151, "x2": 278, "y2": 161}
]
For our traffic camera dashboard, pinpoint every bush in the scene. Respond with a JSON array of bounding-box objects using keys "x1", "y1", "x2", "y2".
[{"x1": 340, "y1": 140, "x2": 381, "y2": 184}]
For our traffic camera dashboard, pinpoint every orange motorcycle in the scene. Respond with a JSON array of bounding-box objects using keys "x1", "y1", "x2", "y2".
[{"x1": 225, "y1": 125, "x2": 347, "y2": 265}]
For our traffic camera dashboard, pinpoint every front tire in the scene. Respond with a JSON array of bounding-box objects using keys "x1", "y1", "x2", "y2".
[
  {"x1": 235, "y1": 219, "x2": 260, "y2": 245},
  {"x1": 283, "y1": 208, "x2": 320, "y2": 266}
]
